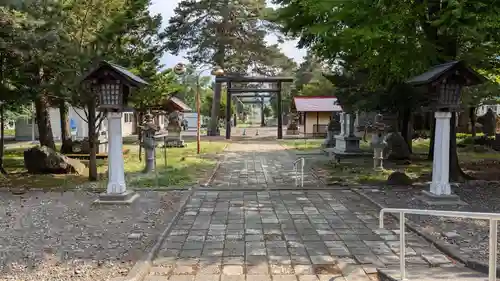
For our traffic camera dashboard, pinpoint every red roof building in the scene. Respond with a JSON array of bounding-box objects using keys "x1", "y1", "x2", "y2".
[{"x1": 293, "y1": 96, "x2": 342, "y2": 137}]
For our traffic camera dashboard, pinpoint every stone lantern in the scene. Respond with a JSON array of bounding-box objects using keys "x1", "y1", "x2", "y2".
[
  {"x1": 140, "y1": 113, "x2": 159, "y2": 173},
  {"x1": 407, "y1": 61, "x2": 484, "y2": 203},
  {"x1": 369, "y1": 114, "x2": 387, "y2": 170},
  {"x1": 80, "y1": 61, "x2": 148, "y2": 204}
]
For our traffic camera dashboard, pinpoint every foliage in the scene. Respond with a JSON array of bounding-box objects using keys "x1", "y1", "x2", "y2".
[
  {"x1": 175, "y1": 64, "x2": 213, "y2": 109},
  {"x1": 273, "y1": 0, "x2": 500, "y2": 105},
  {"x1": 201, "y1": 89, "x2": 235, "y2": 120},
  {"x1": 263, "y1": 105, "x2": 272, "y2": 117},
  {"x1": 132, "y1": 69, "x2": 183, "y2": 110}
]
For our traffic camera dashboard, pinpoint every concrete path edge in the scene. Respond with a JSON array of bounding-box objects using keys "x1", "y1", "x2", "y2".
[
  {"x1": 110, "y1": 189, "x2": 194, "y2": 281},
  {"x1": 353, "y1": 188, "x2": 500, "y2": 278},
  {"x1": 201, "y1": 143, "x2": 229, "y2": 187}
]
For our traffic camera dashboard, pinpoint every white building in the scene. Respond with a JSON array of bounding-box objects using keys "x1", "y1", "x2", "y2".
[
  {"x1": 477, "y1": 104, "x2": 500, "y2": 116},
  {"x1": 15, "y1": 106, "x2": 136, "y2": 141}
]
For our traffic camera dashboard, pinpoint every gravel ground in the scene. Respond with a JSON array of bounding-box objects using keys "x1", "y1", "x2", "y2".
[
  {"x1": 0, "y1": 190, "x2": 184, "y2": 281},
  {"x1": 360, "y1": 182, "x2": 500, "y2": 265}
]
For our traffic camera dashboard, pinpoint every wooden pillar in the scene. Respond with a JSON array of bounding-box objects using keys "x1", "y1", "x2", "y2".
[
  {"x1": 225, "y1": 83, "x2": 232, "y2": 140},
  {"x1": 277, "y1": 82, "x2": 283, "y2": 139},
  {"x1": 261, "y1": 98, "x2": 265, "y2": 127}
]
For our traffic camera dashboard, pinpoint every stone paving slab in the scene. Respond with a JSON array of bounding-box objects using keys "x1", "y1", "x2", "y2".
[
  {"x1": 148, "y1": 190, "x2": 454, "y2": 280},
  {"x1": 210, "y1": 142, "x2": 321, "y2": 189}
]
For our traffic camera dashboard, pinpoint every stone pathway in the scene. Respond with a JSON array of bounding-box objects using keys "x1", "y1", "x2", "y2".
[
  {"x1": 147, "y1": 190, "x2": 455, "y2": 281},
  {"x1": 210, "y1": 142, "x2": 321, "y2": 189},
  {"x1": 145, "y1": 142, "x2": 459, "y2": 281}
]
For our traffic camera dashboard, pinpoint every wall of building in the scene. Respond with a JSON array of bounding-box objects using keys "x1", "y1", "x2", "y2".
[
  {"x1": 302, "y1": 111, "x2": 332, "y2": 136},
  {"x1": 15, "y1": 107, "x2": 135, "y2": 141},
  {"x1": 477, "y1": 104, "x2": 500, "y2": 116}
]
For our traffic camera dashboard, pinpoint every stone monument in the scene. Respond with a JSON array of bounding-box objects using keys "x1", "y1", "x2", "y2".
[
  {"x1": 166, "y1": 110, "x2": 186, "y2": 147},
  {"x1": 332, "y1": 112, "x2": 362, "y2": 154},
  {"x1": 369, "y1": 114, "x2": 387, "y2": 170},
  {"x1": 140, "y1": 113, "x2": 159, "y2": 173},
  {"x1": 322, "y1": 115, "x2": 340, "y2": 148}
]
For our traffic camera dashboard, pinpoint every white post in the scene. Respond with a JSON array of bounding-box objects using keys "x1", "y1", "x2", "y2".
[
  {"x1": 106, "y1": 112, "x2": 126, "y2": 194},
  {"x1": 430, "y1": 111, "x2": 452, "y2": 195}
]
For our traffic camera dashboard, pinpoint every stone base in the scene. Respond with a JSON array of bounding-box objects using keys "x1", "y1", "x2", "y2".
[
  {"x1": 416, "y1": 190, "x2": 468, "y2": 206},
  {"x1": 321, "y1": 140, "x2": 336, "y2": 149},
  {"x1": 332, "y1": 135, "x2": 362, "y2": 154},
  {"x1": 93, "y1": 190, "x2": 139, "y2": 205},
  {"x1": 286, "y1": 129, "x2": 300, "y2": 135},
  {"x1": 165, "y1": 139, "x2": 186, "y2": 148}
]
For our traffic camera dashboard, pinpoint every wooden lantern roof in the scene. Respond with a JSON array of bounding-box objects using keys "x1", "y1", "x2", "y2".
[
  {"x1": 79, "y1": 60, "x2": 149, "y2": 88},
  {"x1": 406, "y1": 60, "x2": 485, "y2": 87}
]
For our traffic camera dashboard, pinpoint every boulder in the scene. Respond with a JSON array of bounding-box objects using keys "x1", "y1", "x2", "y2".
[
  {"x1": 477, "y1": 108, "x2": 497, "y2": 136},
  {"x1": 384, "y1": 132, "x2": 411, "y2": 161},
  {"x1": 386, "y1": 171, "x2": 413, "y2": 186},
  {"x1": 24, "y1": 146, "x2": 87, "y2": 175}
]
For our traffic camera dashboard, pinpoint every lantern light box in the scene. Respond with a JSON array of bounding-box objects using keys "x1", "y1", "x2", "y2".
[
  {"x1": 407, "y1": 60, "x2": 485, "y2": 112},
  {"x1": 81, "y1": 61, "x2": 148, "y2": 111}
]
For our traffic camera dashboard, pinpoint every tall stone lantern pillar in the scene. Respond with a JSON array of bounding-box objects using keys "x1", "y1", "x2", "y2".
[
  {"x1": 80, "y1": 61, "x2": 148, "y2": 205},
  {"x1": 369, "y1": 114, "x2": 387, "y2": 170},
  {"x1": 141, "y1": 113, "x2": 159, "y2": 173},
  {"x1": 406, "y1": 61, "x2": 485, "y2": 204}
]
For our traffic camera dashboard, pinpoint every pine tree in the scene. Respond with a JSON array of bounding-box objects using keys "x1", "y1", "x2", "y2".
[{"x1": 166, "y1": 0, "x2": 294, "y2": 135}]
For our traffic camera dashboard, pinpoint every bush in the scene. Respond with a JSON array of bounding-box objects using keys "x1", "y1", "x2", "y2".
[
  {"x1": 456, "y1": 133, "x2": 485, "y2": 139},
  {"x1": 457, "y1": 135, "x2": 494, "y2": 147}
]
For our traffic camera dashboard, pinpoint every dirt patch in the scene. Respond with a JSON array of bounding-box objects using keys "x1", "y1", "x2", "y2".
[{"x1": 0, "y1": 190, "x2": 184, "y2": 281}]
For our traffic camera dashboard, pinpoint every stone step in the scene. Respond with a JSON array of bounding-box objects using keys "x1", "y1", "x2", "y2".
[{"x1": 378, "y1": 266, "x2": 498, "y2": 281}]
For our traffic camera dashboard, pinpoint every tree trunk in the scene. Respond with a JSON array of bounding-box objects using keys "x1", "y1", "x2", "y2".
[
  {"x1": 34, "y1": 94, "x2": 56, "y2": 150},
  {"x1": 87, "y1": 99, "x2": 97, "y2": 181},
  {"x1": 0, "y1": 103, "x2": 7, "y2": 175},
  {"x1": 59, "y1": 100, "x2": 73, "y2": 154},
  {"x1": 449, "y1": 112, "x2": 473, "y2": 181},
  {"x1": 401, "y1": 108, "x2": 412, "y2": 153},
  {"x1": 208, "y1": 0, "x2": 229, "y2": 136},
  {"x1": 427, "y1": 114, "x2": 435, "y2": 160},
  {"x1": 469, "y1": 107, "x2": 476, "y2": 137}
]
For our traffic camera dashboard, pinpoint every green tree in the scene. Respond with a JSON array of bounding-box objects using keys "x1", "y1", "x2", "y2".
[
  {"x1": 274, "y1": 0, "x2": 500, "y2": 180},
  {"x1": 165, "y1": 0, "x2": 295, "y2": 135}
]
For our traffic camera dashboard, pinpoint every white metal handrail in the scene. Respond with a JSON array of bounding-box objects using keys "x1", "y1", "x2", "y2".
[
  {"x1": 379, "y1": 208, "x2": 500, "y2": 281},
  {"x1": 293, "y1": 157, "x2": 305, "y2": 187}
]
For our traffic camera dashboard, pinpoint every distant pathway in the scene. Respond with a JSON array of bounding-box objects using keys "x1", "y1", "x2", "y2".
[{"x1": 210, "y1": 141, "x2": 321, "y2": 189}]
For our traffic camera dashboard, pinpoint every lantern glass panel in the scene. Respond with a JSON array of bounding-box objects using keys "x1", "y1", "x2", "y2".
[
  {"x1": 438, "y1": 81, "x2": 461, "y2": 107},
  {"x1": 97, "y1": 80, "x2": 123, "y2": 108}
]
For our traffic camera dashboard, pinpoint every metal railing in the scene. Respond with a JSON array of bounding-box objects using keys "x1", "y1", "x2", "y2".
[
  {"x1": 379, "y1": 208, "x2": 500, "y2": 281},
  {"x1": 293, "y1": 157, "x2": 305, "y2": 187}
]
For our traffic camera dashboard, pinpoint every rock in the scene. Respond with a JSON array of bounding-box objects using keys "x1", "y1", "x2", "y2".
[
  {"x1": 127, "y1": 233, "x2": 143, "y2": 240},
  {"x1": 386, "y1": 171, "x2": 413, "y2": 186},
  {"x1": 442, "y1": 231, "x2": 460, "y2": 239},
  {"x1": 24, "y1": 146, "x2": 87, "y2": 175},
  {"x1": 477, "y1": 108, "x2": 497, "y2": 136},
  {"x1": 71, "y1": 139, "x2": 90, "y2": 154},
  {"x1": 384, "y1": 132, "x2": 411, "y2": 161}
]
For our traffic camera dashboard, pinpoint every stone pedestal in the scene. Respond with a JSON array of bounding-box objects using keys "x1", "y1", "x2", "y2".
[
  {"x1": 322, "y1": 130, "x2": 337, "y2": 148},
  {"x1": 430, "y1": 112, "x2": 452, "y2": 195},
  {"x1": 330, "y1": 113, "x2": 362, "y2": 155},
  {"x1": 94, "y1": 112, "x2": 138, "y2": 205},
  {"x1": 418, "y1": 111, "x2": 465, "y2": 205},
  {"x1": 165, "y1": 130, "x2": 186, "y2": 148},
  {"x1": 373, "y1": 147, "x2": 384, "y2": 170}
]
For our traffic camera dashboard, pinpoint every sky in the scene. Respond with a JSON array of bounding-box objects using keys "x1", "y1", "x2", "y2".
[{"x1": 148, "y1": 0, "x2": 307, "y2": 69}]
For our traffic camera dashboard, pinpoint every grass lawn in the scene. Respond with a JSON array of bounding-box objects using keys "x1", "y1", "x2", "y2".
[
  {"x1": 279, "y1": 139, "x2": 325, "y2": 151},
  {"x1": 305, "y1": 136, "x2": 500, "y2": 186},
  {"x1": 1, "y1": 140, "x2": 227, "y2": 190}
]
